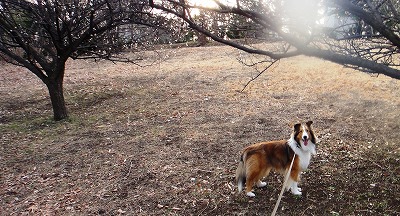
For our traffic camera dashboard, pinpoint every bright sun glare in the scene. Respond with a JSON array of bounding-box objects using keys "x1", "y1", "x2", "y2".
[
  {"x1": 189, "y1": 0, "x2": 236, "y2": 16},
  {"x1": 188, "y1": 0, "x2": 323, "y2": 34},
  {"x1": 189, "y1": 0, "x2": 218, "y2": 8}
]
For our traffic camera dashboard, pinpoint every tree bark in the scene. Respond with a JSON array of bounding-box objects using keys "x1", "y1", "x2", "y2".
[
  {"x1": 196, "y1": 10, "x2": 208, "y2": 46},
  {"x1": 299, "y1": 46, "x2": 400, "y2": 80},
  {"x1": 46, "y1": 78, "x2": 68, "y2": 121},
  {"x1": 196, "y1": 31, "x2": 208, "y2": 46}
]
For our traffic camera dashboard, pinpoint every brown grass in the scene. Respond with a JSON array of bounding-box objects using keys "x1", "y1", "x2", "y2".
[{"x1": 1, "y1": 45, "x2": 399, "y2": 215}]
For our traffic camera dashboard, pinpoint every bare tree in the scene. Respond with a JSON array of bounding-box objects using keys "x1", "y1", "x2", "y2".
[
  {"x1": 0, "y1": 0, "x2": 162, "y2": 120},
  {"x1": 149, "y1": 0, "x2": 400, "y2": 80}
]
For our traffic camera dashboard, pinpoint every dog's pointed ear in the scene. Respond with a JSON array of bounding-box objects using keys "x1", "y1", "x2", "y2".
[
  {"x1": 306, "y1": 121, "x2": 313, "y2": 127},
  {"x1": 294, "y1": 123, "x2": 301, "y2": 132}
]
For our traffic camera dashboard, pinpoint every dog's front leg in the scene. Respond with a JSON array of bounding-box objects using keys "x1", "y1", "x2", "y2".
[
  {"x1": 290, "y1": 181, "x2": 302, "y2": 195},
  {"x1": 286, "y1": 178, "x2": 302, "y2": 195}
]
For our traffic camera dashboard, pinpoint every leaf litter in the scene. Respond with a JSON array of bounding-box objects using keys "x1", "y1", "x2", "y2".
[{"x1": 0, "y1": 45, "x2": 399, "y2": 215}]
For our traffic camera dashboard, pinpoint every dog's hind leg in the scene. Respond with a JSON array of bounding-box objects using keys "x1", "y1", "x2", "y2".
[
  {"x1": 245, "y1": 170, "x2": 258, "y2": 197},
  {"x1": 244, "y1": 156, "x2": 264, "y2": 197},
  {"x1": 257, "y1": 180, "x2": 267, "y2": 187},
  {"x1": 256, "y1": 168, "x2": 271, "y2": 188}
]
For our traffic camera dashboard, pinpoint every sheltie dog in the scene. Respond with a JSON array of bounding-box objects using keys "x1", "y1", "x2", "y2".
[{"x1": 235, "y1": 121, "x2": 317, "y2": 197}]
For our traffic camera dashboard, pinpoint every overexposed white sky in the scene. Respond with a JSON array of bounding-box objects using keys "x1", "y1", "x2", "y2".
[{"x1": 189, "y1": 0, "x2": 237, "y2": 8}]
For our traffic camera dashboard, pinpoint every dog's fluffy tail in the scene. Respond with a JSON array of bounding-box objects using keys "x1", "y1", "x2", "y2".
[{"x1": 235, "y1": 154, "x2": 246, "y2": 193}]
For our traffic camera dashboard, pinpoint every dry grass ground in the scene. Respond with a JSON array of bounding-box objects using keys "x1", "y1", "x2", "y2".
[{"x1": 1, "y1": 44, "x2": 399, "y2": 215}]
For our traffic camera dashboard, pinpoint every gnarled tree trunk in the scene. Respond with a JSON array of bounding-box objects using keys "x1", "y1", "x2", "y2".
[
  {"x1": 46, "y1": 78, "x2": 68, "y2": 121},
  {"x1": 43, "y1": 62, "x2": 68, "y2": 121}
]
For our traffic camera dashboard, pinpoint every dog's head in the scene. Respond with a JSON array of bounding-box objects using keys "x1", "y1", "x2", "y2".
[{"x1": 293, "y1": 121, "x2": 317, "y2": 154}]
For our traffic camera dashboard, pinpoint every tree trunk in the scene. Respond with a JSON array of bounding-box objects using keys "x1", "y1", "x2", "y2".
[
  {"x1": 196, "y1": 32, "x2": 208, "y2": 46},
  {"x1": 196, "y1": 11, "x2": 208, "y2": 46},
  {"x1": 46, "y1": 77, "x2": 68, "y2": 121}
]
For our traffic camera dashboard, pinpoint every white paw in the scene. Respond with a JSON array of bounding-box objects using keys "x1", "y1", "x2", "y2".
[
  {"x1": 297, "y1": 187, "x2": 302, "y2": 192},
  {"x1": 246, "y1": 192, "x2": 256, "y2": 197},
  {"x1": 291, "y1": 189, "x2": 302, "y2": 196},
  {"x1": 257, "y1": 181, "x2": 267, "y2": 188}
]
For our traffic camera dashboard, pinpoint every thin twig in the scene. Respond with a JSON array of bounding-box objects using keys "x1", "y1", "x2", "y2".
[{"x1": 241, "y1": 59, "x2": 279, "y2": 92}]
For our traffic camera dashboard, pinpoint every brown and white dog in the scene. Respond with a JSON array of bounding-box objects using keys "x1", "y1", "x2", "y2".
[{"x1": 235, "y1": 121, "x2": 317, "y2": 197}]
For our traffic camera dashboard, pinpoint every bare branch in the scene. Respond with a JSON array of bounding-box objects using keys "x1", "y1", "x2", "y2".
[
  {"x1": 241, "y1": 59, "x2": 279, "y2": 92},
  {"x1": 150, "y1": 0, "x2": 400, "y2": 79},
  {"x1": 334, "y1": 0, "x2": 400, "y2": 49}
]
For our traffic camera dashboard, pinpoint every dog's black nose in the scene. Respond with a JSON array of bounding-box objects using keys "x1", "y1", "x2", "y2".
[{"x1": 303, "y1": 135, "x2": 308, "y2": 140}]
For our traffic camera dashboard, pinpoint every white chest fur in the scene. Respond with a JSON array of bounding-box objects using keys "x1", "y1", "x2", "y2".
[
  {"x1": 288, "y1": 138, "x2": 315, "y2": 171},
  {"x1": 298, "y1": 151, "x2": 312, "y2": 170}
]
